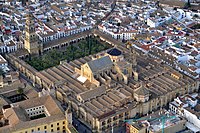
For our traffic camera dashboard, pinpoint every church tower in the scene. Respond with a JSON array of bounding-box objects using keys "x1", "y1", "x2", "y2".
[{"x1": 24, "y1": 12, "x2": 42, "y2": 55}]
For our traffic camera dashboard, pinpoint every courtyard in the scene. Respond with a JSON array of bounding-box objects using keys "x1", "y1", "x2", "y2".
[{"x1": 25, "y1": 37, "x2": 112, "y2": 71}]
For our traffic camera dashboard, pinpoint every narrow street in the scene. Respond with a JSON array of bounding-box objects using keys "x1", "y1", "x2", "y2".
[
  {"x1": 73, "y1": 117, "x2": 126, "y2": 133},
  {"x1": 73, "y1": 117, "x2": 92, "y2": 133}
]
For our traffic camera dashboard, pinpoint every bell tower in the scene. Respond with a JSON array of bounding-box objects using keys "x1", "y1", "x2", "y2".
[{"x1": 24, "y1": 12, "x2": 42, "y2": 55}]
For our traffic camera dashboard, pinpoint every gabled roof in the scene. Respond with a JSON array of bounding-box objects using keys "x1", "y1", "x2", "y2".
[
  {"x1": 78, "y1": 85, "x2": 106, "y2": 102},
  {"x1": 87, "y1": 56, "x2": 113, "y2": 73}
]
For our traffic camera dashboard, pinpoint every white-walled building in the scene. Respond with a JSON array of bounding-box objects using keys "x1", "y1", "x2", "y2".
[
  {"x1": 98, "y1": 25, "x2": 137, "y2": 40},
  {"x1": 37, "y1": 24, "x2": 92, "y2": 43},
  {"x1": 0, "y1": 55, "x2": 8, "y2": 71},
  {"x1": 170, "y1": 94, "x2": 200, "y2": 132},
  {"x1": 147, "y1": 16, "x2": 172, "y2": 28},
  {"x1": 0, "y1": 40, "x2": 20, "y2": 54}
]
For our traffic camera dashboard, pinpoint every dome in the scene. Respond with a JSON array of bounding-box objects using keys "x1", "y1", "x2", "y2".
[
  {"x1": 107, "y1": 48, "x2": 122, "y2": 56},
  {"x1": 134, "y1": 84, "x2": 150, "y2": 102}
]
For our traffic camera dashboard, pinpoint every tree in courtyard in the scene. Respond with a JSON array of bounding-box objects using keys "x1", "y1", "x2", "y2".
[
  {"x1": 70, "y1": 45, "x2": 75, "y2": 60},
  {"x1": 87, "y1": 35, "x2": 93, "y2": 55},
  {"x1": 86, "y1": 35, "x2": 90, "y2": 49},
  {"x1": 17, "y1": 87, "x2": 24, "y2": 94},
  {"x1": 89, "y1": 37, "x2": 92, "y2": 55}
]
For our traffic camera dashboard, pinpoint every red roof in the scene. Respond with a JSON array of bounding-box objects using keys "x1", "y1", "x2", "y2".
[
  {"x1": 189, "y1": 66, "x2": 197, "y2": 72},
  {"x1": 178, "y1": 31, "x2": 184, "y2": 36},
  {"x1": 5, "y1": 29, "x2": 11, "y2": 34},
  {"x1": 158, "y1": 36, "x2": 166, "y2": 42},
  {"x1": 141, "y1": 43, "x2": 154, "y2": 51}
]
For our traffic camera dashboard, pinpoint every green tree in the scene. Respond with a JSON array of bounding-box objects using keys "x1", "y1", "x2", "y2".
[
  {"x1": 17, "y1": 87, "x2": 24, "y2": 94},
  {"x1": 25, "y1": 37, "x2": 111, "y2": 70}
]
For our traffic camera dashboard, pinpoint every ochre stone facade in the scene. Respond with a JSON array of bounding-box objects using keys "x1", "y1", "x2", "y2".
[
  {"x1": 24, "y1": 12, "x2": 43, "y2": 55},
  {"x1": 5, "y1": 31, "x2": 200, "y2": 133}
]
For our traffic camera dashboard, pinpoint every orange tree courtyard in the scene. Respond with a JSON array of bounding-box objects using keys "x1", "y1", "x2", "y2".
[{"x1": 26, "y1": 37, "x2": 112, "y2": 71}]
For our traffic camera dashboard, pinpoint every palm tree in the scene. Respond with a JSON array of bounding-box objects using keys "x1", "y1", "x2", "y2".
[
  {"x1": 89, "y1": 36, "x2": 92, "y2": 55},
  {"x1": 70, "y1": 45, "x2": 75, "y2": 60},
  {"x1": 86, "y1": 35, "x2": 91, "y2": 55}
]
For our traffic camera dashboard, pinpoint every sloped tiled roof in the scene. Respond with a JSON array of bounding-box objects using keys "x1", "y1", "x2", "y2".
[
  {"x1": 87, "y1": 56, "x2": 113, "y2": 73},
  {"x1": 78, "y1": 85, "x2": 106, "y2": 102},
  {"x1": 1, "y1": 95, "x2": 65, "y2": 132}
]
